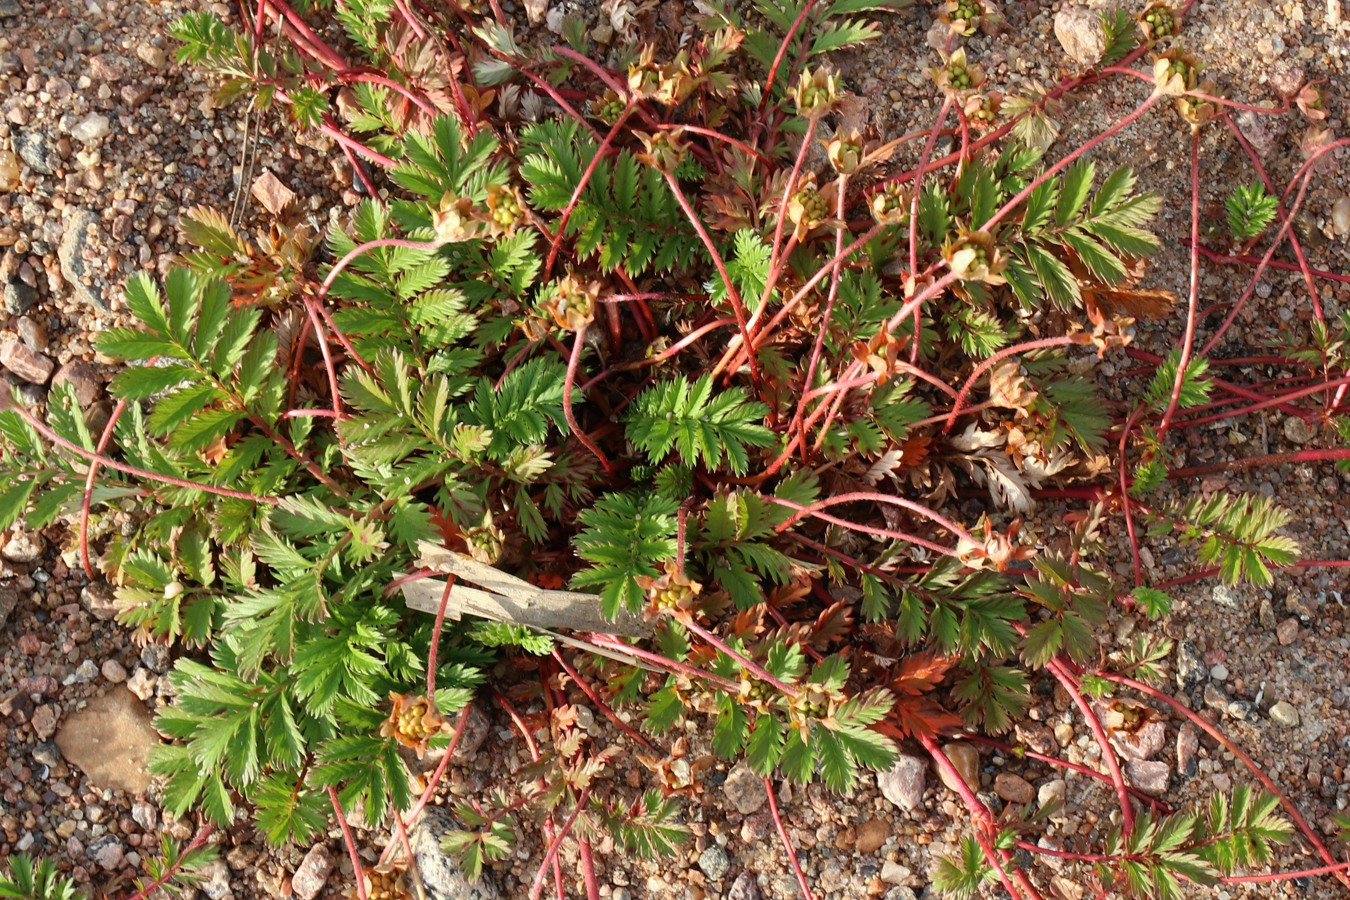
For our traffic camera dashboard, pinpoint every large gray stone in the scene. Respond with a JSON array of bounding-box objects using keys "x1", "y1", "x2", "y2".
[
  {"x1": 3, "y1": 280, "x2": 36, "y2": 315},
  {"x1": 410, "y1": 806, "x2": 502, "y2": 900},
  {"x1": 13, "y1": 131, "x2": 54, "y2": 175},
  {"x1": 58, "y1": 208, "x2": 102, "y2": 309}
]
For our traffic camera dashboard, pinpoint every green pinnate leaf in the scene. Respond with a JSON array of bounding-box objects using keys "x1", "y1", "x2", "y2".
[
  {"x1": 1131, "y1": 587, "x2": 1173, "y2": 618},
  {"x1": 572, "y1": 491, "x2": 678, "y2": 618},
  {"x1": 626, "y1": 375, "x2": 775, "y2": 475},
  {"x1": 1226, "y1": 182, "x2": 1279, "y2": 242},
  {"x1": 746, "y1": 713, "x2": 785, "y2": 775},
  {"x1": 1145, "y1": 350, "x2": 1212, "y2": 412}
]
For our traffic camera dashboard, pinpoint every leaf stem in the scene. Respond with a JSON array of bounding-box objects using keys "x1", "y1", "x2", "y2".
[
  {"x1": 1222, "y1": 861, "x2": 1350, "y2": 885},
  {"x1": 1202, "y1": 138, "x2": 1350, "y2": 355},
  {"x1": 910, "y1": 97, "x2": 953, "y2": 280},
  {"x1": 680, "y1": 616, "x2": 799, "y2": 697},
  {"x1": 662, "y1": 170, "x2": 761, "y2": 386},
  {"x1": 1157, "y1": 130, "x2": 1203, "y2": 437},
  {"x1": 376, "y1": 703, "x2": 475, "y2": 867},
  {"x1": 917, "y1": 732, "x2": 1042, "y2": 900},
  {"x1": 943, "y1": 336, "x2": 1082, "y2": 433},
  {"x1": 1043, "y1": 657, "x2": 1135, "y2": 836},
  {"x1": 329, "y1": 785, "x2": 369, "y2": 900},
  {"x1": 528, "y1": 788, "x2": 591, "y2": 900},
  {"x1": 426, "y1": 574, "x2": 456, "y2": 698},
  {"x1": 544, "y1": 105, "x2": 635, "y2": 281},
  {"x1": 11, "y1": 403, "x2": 278, "y2": 505},
  {"x1": 123, "y1": 823, "x2": 216, "y2": 900},
  {"x1": 79, "y1": 398, "x2": 128, "y2": 578},
  {"x1": 563, "y1": 325, "x2": 613, "y2": 474},
  {"x1": 585, "y1": 633, "x2": 743, "y2": 693},
  {"x1": 551, "y1": 647, "x2": 658, "y2": 752},
  {"x1": 765, "y1": 776, "x2": 817, "y2": 900}
]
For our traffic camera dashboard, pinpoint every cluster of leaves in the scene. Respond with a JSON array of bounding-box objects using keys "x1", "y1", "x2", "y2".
[
  {"x1": 1148, "y1": 493, "x2": 1299, "y2": 587},
  {"x1": 0, "y1": 856, "x2": 81, "y2": 900},
  {"x1": 0, "y1": 842, "x2": 212, "y2": 900},
  {"x1": 0, "y1": 0, "x2": 1320, "y2": 893},
  {"x1": 934, "y1": 786, "x2": 1297, "y2": 899},
  {"x1": 1098, "y1": 785, "x2": 1296, "y2": 898}
]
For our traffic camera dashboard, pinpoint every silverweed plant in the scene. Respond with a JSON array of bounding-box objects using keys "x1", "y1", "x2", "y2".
[{"x1": 3, "y1": 0, "x2": 1350, "y2": 896}]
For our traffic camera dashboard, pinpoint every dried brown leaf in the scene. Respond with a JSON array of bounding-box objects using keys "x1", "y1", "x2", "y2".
[{"x1": 250, "y1": 170, "x2": 296, "y2": 216}]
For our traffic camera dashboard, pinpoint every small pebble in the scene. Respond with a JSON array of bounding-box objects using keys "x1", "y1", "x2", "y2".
[
  {"x1": 136, "y1": 42, "x2": 168, "y2": 68},
  {"x1": 1333, "y1": 197, "x2": 1350, "y2": 236},
  {"x1": 994, "y1": 773, "x2": 1035, "y2": 805},
  {"x1": 877, "y1": 754, "x2": 927, "y2": 812},
  {"x1": 855, "y1": 818, "x2": 889, "y2": 854},
  {"x1": 67, "y1": 659, "x2": 99, "y2": 684},
  {"x1": 291, "y1": 845, "x2": 333, "y2": 900},
  {"x1": 1205, "y1": 684, "x2": 1230, "y2": 712},
  {"x1": 1038, "y1": 779, "x2": 1067, "y2": 810},
  {"x1": 0, "y1": 334, "x2": 54, "y2": 383},
  {"x1": 126, "y1": 667, "x2": 156, "y2": 700},
  {"x1": 1283, "y1": 416, "x2": 1314, "y2": 445},
  {"x1": 0, "y1": 150, "x2": 19, "y2": 190},
  {"x1": 2, "y1": 530, "x2": 45, "y2": 563},
  {"x1": 1053, "y1": 6, "x2": 1105, "y2": 66},
  {"x1": 70, "y1": 113, "x2": 111, "y2": 143},
  {"x1": 33, "y1": 742, "x2": 60, "y2": 767},
  {"x1": 89, "y1": 835, "x2": 124, "y2": 871},
  {"x1": 937, "y1": 743, "x2": 980, "y2": 794},
  {"x1": 697, "y1": 845, "x2": 731, "y2": 881},
  {"x1": 723, "y1": 763, "x2": 768, "y2": 815},
  {"x1": 1234, "y1": 109, "x2": 1282, "y2": 158},
  {"x1": 1125, "y1": 759, "x2": 1170, "y2": 796},
  {"x1": 726, "y1": 874, "x2": 760, "y2": 900},
  {"x1": 131, "y1": 800, "x2": 159, "y2": 831},
  {"x1": 879, "y1": 861, "x2": 913, "y2": 885},
  {"x1": 1268, "y1": 701, "x2": 1300, "y2": 727}
]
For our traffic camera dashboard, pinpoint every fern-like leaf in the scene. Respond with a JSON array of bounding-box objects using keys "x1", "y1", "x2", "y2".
[
  {"x1": 626, "y1": 375, "x2": 776, "y2": 475},
  {"x1": 1145, "y1": 349, "x2": 1212, "y2": 412},
  {"x1": 0, "y1": 855, "x2": 84, "y2": 900},
  {"x1": 1226, "y1": 182, "x2": 1279, "y2": 242},
  {"x1": 572, "y1": 492, "x2": 679, "y2": 617}
]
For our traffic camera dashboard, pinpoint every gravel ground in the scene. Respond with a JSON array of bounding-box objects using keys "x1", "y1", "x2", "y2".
[{"x1": 2, "y1": 0, "x2": 1349, "y2": 897}]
